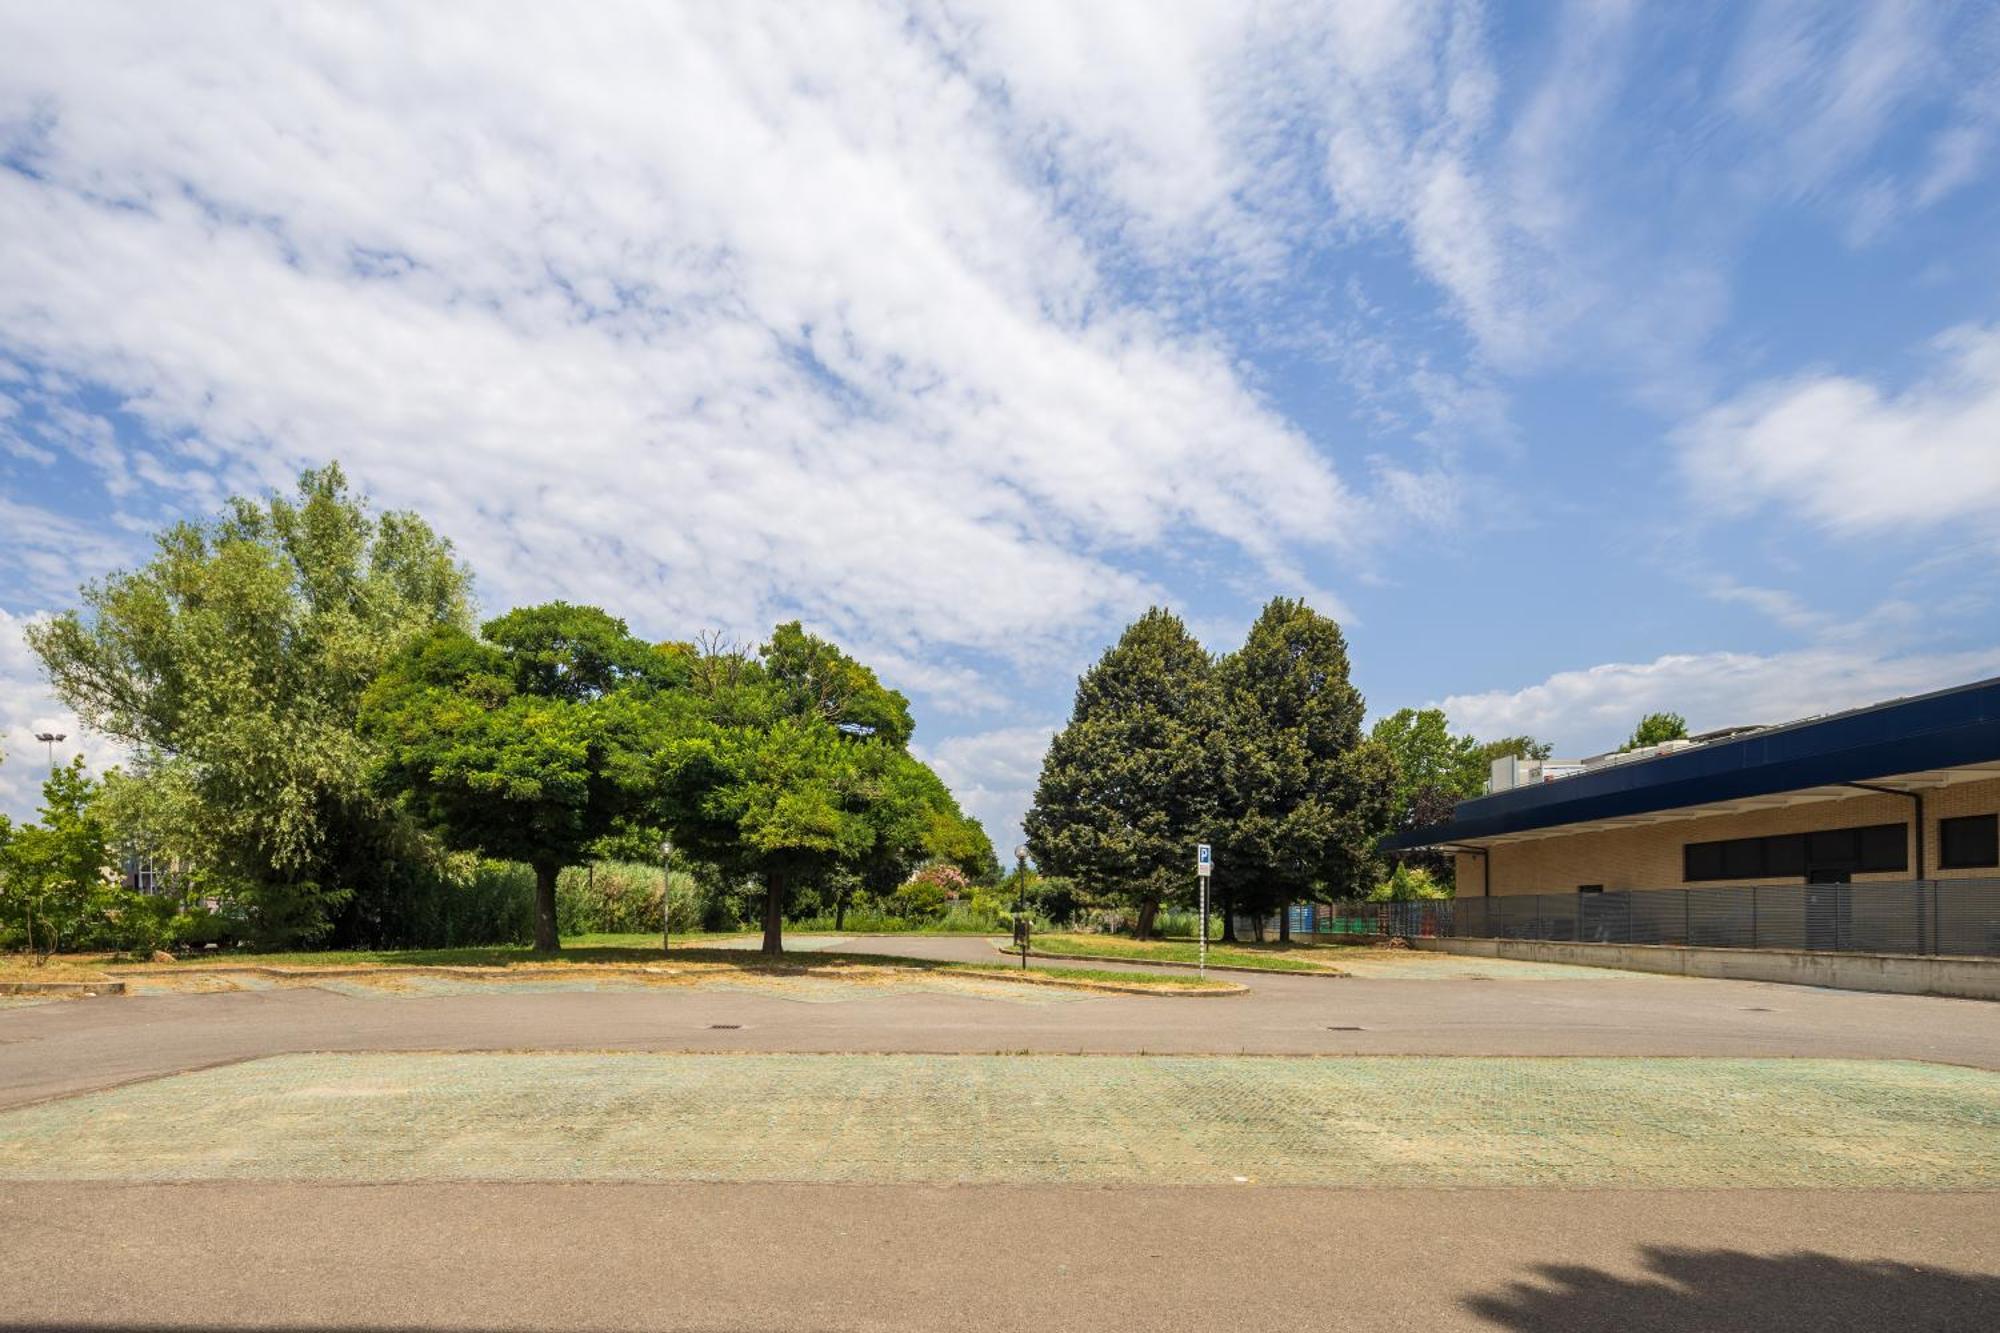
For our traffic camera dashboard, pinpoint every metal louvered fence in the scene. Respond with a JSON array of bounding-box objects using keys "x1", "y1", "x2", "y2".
[{"x1": 1312, "y1": 879, "x2": 2000, "y2": 958}]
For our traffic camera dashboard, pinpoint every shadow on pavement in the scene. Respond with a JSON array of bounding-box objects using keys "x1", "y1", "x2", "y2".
[{"x1": 1463, "y1": 1244, "x2": 2000, "y2": 1331}]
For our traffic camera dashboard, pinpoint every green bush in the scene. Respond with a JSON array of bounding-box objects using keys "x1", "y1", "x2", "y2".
[
  {"x1": 1368, "y1": 865, "x2": 1451, "y2": 902},
  {"x1": 556, "y1": 860, "x2": 705, "y2": 935}
]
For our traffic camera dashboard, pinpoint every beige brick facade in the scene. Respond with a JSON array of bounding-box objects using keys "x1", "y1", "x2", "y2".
[{"x1": 1453, "y1": 775, "x2": 2000, "y2": 896}]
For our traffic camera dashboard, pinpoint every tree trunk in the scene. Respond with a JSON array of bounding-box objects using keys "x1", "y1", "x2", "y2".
[
  {"x1": 1134, "y1": 896, "x2": 1159, "y2": 939},
  {"x1": 834, "y1": 889, "x2": 846, "y2": 932},
  {"x1": 532, "y1": 862, "x2": 561, "y2": 953},
  {"x1": 761, "y1": 875, "x2": 785, "y2": 956},
  {"x1": 1220, "y1": 887, "x2": 1237, "y2": 942},
  {"x1": 1279, "y1": 902, "x2": 1292, "y2": 943}
]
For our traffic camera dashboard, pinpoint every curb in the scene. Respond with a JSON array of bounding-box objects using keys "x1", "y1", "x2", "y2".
[
  {"x1": 0, "y1": 979, "x2": 125, "y2": 996},
  {"x1": 109, "y1": 960, "x2": 1245, "y2": 999},
  {"x1": 999, "y1": 947, "x2": 1345, "y2": 979}
]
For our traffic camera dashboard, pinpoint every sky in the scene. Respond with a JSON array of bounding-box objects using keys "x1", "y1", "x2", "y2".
[{"x1": 3, "y1": 2, "x2": 1999, "y2": 857}]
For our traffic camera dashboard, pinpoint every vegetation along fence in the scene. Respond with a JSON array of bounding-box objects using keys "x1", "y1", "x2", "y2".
[{"x1": 1312, "y1": 880, "x2": 2000, "y2": 958}]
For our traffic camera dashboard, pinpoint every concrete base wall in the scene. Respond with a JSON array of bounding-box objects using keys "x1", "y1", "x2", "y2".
[{"x1": 1412, "y1": 937, "x2": 2000, "y2": 1001}]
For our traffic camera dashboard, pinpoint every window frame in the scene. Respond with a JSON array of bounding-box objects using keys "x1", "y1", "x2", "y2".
[{"x1": 1938, "y1": 813, "x2": 1999, "y2": 870}]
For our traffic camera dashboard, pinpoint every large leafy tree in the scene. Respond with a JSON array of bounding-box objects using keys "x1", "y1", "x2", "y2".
[
  {"x1": 1370, "y1": 708, "x2": 1486, "y2": 819},
  {"x1": 653, "y1": 626, "x2": 978, "y2": 953},
  {"x1": 1025, "y1": 608, "x2": 1218, "y2": 937},
  {"x1": 1215, "y1": 598, "x2": 1394, "y2": 941},
  {"x1": 27, "y1": 464, "x2": 472, "y2": 945},
  {"x1": 361, "y1": 603, "x2": 678, "y2": 952}
]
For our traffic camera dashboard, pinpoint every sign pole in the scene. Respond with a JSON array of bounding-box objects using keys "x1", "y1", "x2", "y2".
[{"x1": 1196, "y1": 843, "x2": 1212, "y2": 977}]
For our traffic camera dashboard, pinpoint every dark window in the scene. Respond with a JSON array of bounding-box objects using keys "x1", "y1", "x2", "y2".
[
  {"x1": 1686, "y1": 821, "x2": 1910, "y2": 882},
  {"x1": 1720, "y1": 837, "x2": 1764, "y2": 878},
  {"x1": 1684, "y1": 841, "x2": 1726, "y2": 881},
  {"x1": 1856, "y1": 823, "x2": 1908, "y2": 873},
  {"x1": 1939, "y1": 814, "x2": 1999, "y2": 869},
  {"x1": 1578, "y1": 884, "x2": 1604, "y2": 894},
  {"x1": 1808, "y1": 828, "x2": 1858, "y2": 867},
  {"x1": 1764, "y1": 834, "x2": 1806, "y2": 878}
]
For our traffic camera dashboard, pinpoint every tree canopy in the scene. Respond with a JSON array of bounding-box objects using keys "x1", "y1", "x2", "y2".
[
  {"x1": 26, "y1": 464, "x2": 473, "y2": 945},
  {"x1": 360, "y1": 602, "x2": 676, "y2": 951},
  {"x1": 1370, "y1": 707, "x2": 1487, "y2": 821},
  {"x1": 1025, "y1": 608, "x2": 1219, "y2": 937},
  {"x1": 1621, "y1": 711, "x2": 1689, "y2": 751},
  {"x1": 1214, "y1": 598, "x2": 1393, "y2": 937},
  {"x1": 651, "y1": 626, "x2": 970, "y2": 952}
]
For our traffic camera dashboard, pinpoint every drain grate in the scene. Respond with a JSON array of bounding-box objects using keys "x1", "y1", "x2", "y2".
[
  {"x1": 1327, "y1": 1025, "x2": 1365, "y2": 1031},
  {"x1": 708, "y1": 1023, "x2": 742, "y2": 1030},
  {"x1": 1739, "y1": 1007, "x2": 1773, "y2": 1013}
]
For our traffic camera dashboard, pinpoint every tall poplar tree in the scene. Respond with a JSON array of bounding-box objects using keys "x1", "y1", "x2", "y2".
[
  {"x1": 1215, "y1": 598, "x2": 1393, "y2": 939},
  {"x1": 1024, "y1": 608, "x2": 1218, "y2": 937},
  {"x1": 28, "y1": 464, "x2": 472, "y2": 945}
]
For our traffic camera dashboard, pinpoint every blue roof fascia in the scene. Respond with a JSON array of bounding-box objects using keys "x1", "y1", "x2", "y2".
[{"x1": 1381, "y1": 676, "x2": 2000, "y2": 851}]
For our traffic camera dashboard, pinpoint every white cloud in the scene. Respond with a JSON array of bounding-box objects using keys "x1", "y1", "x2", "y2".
[
  {"x1": 915, "y1": 722, "x2": 1057, "y2": 859},
  {"x1": 1676, "y1": 323, "x2": 2000, "y2": 539},
  {"x1": 1442, "y1": 644, "x2": 2000, "y2": 757},
  {"x1": 0, "y1": 0, "x2": 1409, "y2": 703}
]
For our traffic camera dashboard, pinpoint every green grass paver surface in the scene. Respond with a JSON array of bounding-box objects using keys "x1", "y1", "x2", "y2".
[{"x1": 3, "y1": 1054, "x2": 1994, "y2": 1188}]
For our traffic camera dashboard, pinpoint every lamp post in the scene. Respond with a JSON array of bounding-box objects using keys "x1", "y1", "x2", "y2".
[
  {"x1": 1013, "y1": 844, "x2": 1030, "y2": 967},
  {"x1": 659, "y1": 838, "x2": 674, "y2": 954},
  {"x1": 34, "y1": 732, "x2": 66, "y2": 772}
]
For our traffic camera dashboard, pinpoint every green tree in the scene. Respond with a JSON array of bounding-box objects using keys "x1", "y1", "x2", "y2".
[
  {"x1": 1215, "y1": 598, "x2": 1394, "y2": 941},
  {"x1": 1475, "y1": 735, "x2": 1552, "y2": 765},
  {"x1": 1370, "y1": 707, "x2": 1486, "y2": 823},
  {"x1": 360, "y1": 602, "x2": 678, "y2": 952},
  {"x1": 761, "y1": 621, "x2": 915, "y2": 746},
  {"x1": 1620, "y1": 711, "x2": 1689, "y2": 751},
  {"x1": 0, "y1": 759, "x2": 111, "y2": 958},
  {"x1": 1024, "y1": 608, "x2": 1218, "y2": 938},
  {"x1": 26, "y1": 464, "x2": 472, "y2": 945},
  {"x1": 652, "y1": 627, "x2": 969, "y2": 953}
]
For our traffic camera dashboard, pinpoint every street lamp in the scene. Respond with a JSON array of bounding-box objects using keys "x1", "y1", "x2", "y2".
[
  {"x1": 1013, "y1": 843, "x2": 1029, "y2": 912},
  {"x1": 34, "y1": 732, "x2": 65, "y2": 771},
  {"x1": 659, "y1": 837, "x2": 674, "y2": 954}
]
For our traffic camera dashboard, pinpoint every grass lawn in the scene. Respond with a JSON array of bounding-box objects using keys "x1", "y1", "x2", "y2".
[
  {"x1": 4, "y1": 934, "x2": 1234, "y2": 994},
  {"x1": 1020, "y1": 932, "x2": 1345, "y2": 973}
]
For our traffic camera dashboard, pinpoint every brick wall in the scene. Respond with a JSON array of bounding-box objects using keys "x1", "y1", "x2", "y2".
[{"x1": 1453, "y1": 775, "x2": 2000, "y2": 896}]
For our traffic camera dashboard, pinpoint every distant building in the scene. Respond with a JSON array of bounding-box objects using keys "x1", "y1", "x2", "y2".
[{"x1": 1382, "y1": 677, "x2": 2000, "y2": 896}]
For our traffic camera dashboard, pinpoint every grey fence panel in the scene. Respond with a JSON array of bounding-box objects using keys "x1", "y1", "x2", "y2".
[
  {"x1": 1936, "y1": 879, "x2": 2000, "y2": 957},
  {"x1": 1626, "y1": 890, "x2": 1687, "y2": 947},
  {"x1": 1334, "y1": 877, "x2": 2000, "y2": 957}
]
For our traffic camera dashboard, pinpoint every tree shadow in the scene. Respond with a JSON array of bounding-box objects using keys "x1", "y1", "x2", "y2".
[{"x1": 1464, "y1": 1244, "x2": 2000, "y2": 1331}]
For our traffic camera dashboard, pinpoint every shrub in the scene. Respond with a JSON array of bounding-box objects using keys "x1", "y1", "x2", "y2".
[
  {"x1": 1368, "y1": 865, "x2": 1451, "y2": 902},
  {"x1": 557, "y1": 860, "x2": 709, "y2": 935}
]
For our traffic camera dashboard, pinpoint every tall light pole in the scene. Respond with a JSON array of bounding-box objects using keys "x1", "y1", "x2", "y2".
[{"x1": 34, "y1": 732, "x2": 66, "y2": 772}]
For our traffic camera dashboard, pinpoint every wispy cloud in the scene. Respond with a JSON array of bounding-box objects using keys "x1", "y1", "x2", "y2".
[{"x1": 1676, "y1": 323, "x2": 2000, "y2": 541}]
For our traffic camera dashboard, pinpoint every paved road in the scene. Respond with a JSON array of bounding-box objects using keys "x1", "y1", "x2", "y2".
[
  {"x1": 1, "y1": 938, "x2": 1995, "y2": 1110},
  {"x1": 4, "y1": 939, "x2": 1996, "y2": 1330},
  {"x1": 4, "y1": 1181, "x2": 1995, "y2": 1331}
]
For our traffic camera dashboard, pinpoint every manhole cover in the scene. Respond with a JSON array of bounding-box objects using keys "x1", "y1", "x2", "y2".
[
  {"x1": 1327, "y1": 1025, "x2": 1365, "y2": 1031},
  {"x1": 1739, "y1": 1007, "x2": 1773, "y2": 1013}
]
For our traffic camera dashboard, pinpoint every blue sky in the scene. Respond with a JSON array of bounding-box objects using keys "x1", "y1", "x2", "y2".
[{"x1": 3, "y1": 2, "x2": 1999, "y2": 854}]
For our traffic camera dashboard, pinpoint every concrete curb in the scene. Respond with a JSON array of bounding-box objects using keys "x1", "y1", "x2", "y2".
[
  {"x1": 109, "y1": 960, "x2": 1245, "y2": 999},
  {"x1": 999, "y1": 946, "x2": 1344, "y2": 979},
  {"x1": 0, "y1": 979, "x2": 125, "y2": 996}
]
